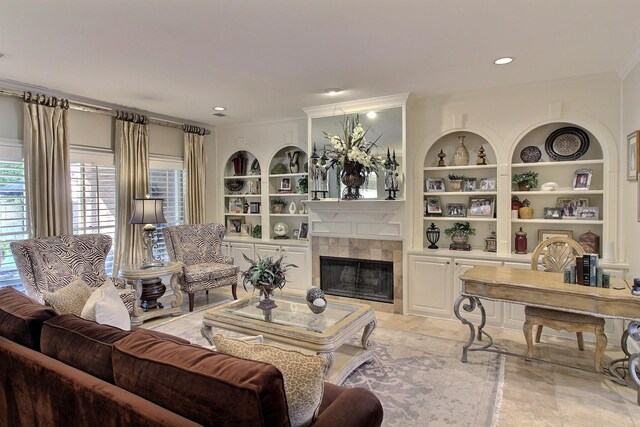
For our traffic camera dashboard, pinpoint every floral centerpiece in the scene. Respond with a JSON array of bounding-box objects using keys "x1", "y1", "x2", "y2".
[
  {"x1": 241, "y1": 253, "x2": 297, "y2": 310},
  {"x1": 323, "y1": 114, "x2": 384, "y2": 199}
]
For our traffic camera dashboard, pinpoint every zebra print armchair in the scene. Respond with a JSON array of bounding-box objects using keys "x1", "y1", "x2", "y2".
[
  {"x1": 163, "y1": 223, "x2": 238, "y2": 311},
  {"x1": 10, "y1": 234, "x2": 135, "y2": 313}
]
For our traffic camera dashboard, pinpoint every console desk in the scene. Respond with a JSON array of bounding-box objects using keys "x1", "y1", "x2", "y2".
[{"x1": 456, "y1": 265, "x2": 640, "y2": 404}]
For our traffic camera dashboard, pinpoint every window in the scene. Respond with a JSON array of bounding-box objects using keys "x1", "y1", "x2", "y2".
[
  {"x1": 70, "y1": 163, "x2": 117, "y2": 273},
  {"x1": 149, "y1": 164, "x2": 185, "y2": 262},
  {"x1": 0, "y1": 160, "x2": 28, "y2": 291}
]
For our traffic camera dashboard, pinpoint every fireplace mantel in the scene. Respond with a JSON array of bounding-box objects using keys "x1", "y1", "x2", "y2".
[{"x1": 306, "y1": 199, "x2": 404, "y2": 220}]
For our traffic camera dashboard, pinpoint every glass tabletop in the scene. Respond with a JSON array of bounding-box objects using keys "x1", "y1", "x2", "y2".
[{"x1": 220, "y1": 293, "x2": 360, "y2": 334}]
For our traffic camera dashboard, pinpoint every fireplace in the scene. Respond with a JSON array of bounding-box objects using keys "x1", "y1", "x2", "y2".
[{"x1": 320, "y1": 256, "x2": 394, "y2": 303}]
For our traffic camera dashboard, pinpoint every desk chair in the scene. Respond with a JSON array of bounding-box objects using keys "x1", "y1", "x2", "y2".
[{"x1": 524, "y1": 236, "x2": 606, "y2": 372}]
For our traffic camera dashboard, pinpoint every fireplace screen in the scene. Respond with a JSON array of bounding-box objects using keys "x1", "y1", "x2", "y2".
[{"x1": 320, "y1": 256, "x2": 393, "y2": 303}]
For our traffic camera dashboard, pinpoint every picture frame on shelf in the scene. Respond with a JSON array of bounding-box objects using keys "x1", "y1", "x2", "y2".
[
  {"x1": 226, "y1": 216, "x2": 244, "y2": 235},
  {"x1": 627, "y1": 131, "x2": 639, "y2": 181},
  {"x1": 249, "y1": 202, "x2": 261, "y2": 214},
  {"x1": 479, "y1": 177, "x2": 497, "y2": 191},
  {"x1": 543, "y1": 207, "x2": 563, "y2": 220},
  {"x1": 426, "y1": 196, "x2": 443, "y2": 216},
  {"x1": 538, "y1": 229, "x2": 573, "y2": 244},
  {"x1": 576, "y1": 206, "x2": 599, "y2": 220},
  {"x1": 228, "y1": 197, "x2": 244, "y2": 214},
  {"x1": 571, "y1": 168, "x2": 593, "y2": 190},
  {"x1": 468, "y1": 196, "x2": 494, "y2": 217},
  {"x1": 425, "y1": 178, "x2": 445, "y2": 192},
  {"x1": 463, "y1": 177, "x2": 477, "y2": 192},
  {"x1": 280, "y1": 178, "x2": 292, "y2": 191},
  {"x1": 298, "y1": 222, "x2": 309, "y2": 240},
  {"x1": 240, "y1": 224, "x2": 252, "y2": 237},
  {"x1": 292, "y1": 229, "x2": 299, "y2": 239},
  {"x1": 557, "y1": 198, "x2": 588, "y2": 217},
  {"x1": 445, "y1": 203, "x2": 466, "y2": 217}
]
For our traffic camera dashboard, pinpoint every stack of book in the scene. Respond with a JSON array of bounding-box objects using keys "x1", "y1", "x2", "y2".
[{"x1": 564, "y1": 254, "x2": 610, "y2": 288}]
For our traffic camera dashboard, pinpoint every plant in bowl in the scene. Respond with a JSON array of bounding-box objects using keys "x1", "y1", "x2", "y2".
[
  {"x1": 448, "y1": 174, "x2": 465, "y2": 192},
  {"x1": 271, "y1": 198, "x2": 287, "y2": 213},
  {"x1": 297, "y1": 176, "x2": 308, "y2": 194},
  {"x1": 512, "y1": 171, "x2": 539, "y2": 191},
  {"x1": 444, "y1": 221, "x2": 476, "y2": 244},
  {"x1": 241, "y1": 253, "x2": 297, "y2": 310}
]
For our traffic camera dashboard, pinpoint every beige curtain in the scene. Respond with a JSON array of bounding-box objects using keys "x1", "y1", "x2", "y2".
[
  {"x1": 114, "y1": 114, "x2": 149, "y2": 273},
  {"x1": 23, "y1": 94, "x2": 72, "y2": 238},
  {"x1": 184, "y1": 127, "x2": 207, "y2": 224}
]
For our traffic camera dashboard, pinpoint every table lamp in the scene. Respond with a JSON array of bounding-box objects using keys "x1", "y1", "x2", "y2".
[{"x1": 129, "y1": 197, "x2": 167, "y2": 268}]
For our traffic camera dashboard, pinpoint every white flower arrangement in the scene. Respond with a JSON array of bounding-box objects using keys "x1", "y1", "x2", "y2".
[{"x1": 322, "y1": 114, "x2": 384, "y2": 174}]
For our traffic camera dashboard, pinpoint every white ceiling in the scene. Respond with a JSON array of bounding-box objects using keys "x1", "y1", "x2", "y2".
[{"x1": 2, "y1": 0, "x2": 640, "y2": 127}]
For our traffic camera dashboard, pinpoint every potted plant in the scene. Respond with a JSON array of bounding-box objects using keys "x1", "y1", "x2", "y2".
[
  {"x1": 241, "y1": 253, "x2": 297, "y2": 310},
  {"x1": 448, "y1": 174, "x2": 465, "y2": 192},
  {"x1": 296, "y1": 176, "x2": 308, "y2": 194},
  {"x1": 444, "y1": 221, "x2": 476, "y2": 244},
  {"x1": 512, "y1": 171, "x2": 539, "y2": 191},
  {"x1": 271, "y1": 198, "x2": 287, "y2": 213}
]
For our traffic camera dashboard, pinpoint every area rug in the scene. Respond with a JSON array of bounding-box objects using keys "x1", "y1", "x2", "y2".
[{"x1": 146, "y1": 309, "x2": 504, "y2": 427}]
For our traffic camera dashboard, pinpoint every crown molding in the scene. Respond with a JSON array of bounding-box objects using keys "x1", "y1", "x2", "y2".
[
  {"x1": 303, "y1": 93, "x2": 410, "y2": 118},
  {"x1": 618, "y1": 39, "x2": 640, "y2": 79}
]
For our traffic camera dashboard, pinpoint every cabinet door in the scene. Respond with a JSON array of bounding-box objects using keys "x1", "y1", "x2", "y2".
[
  {"x1": 408, "y1": 255, "x2": 452, "y2": 319},
  {"x1": 454, "y1": 259, "x2": 503, "y2": 326},
  {"x1": 227, "y1": 243, "x2": 254, "y2": 297},
  {"x1": 255, "y1": 244, "x2": 281, "y2": 258},
  {"x1": 502, "y1": 261, "x2": 529, "y2": 329},
  {"x1": 281, "y1": 245, "x2": 308, "y2": 293}
]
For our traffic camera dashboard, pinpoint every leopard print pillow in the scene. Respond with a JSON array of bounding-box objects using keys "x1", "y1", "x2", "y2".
[
  {"x1": 43, "y1": 277, "x2": 92, "y2": 316},
  {"x1": 213, "y1": 334, "x2": 328, "y2": 427}
]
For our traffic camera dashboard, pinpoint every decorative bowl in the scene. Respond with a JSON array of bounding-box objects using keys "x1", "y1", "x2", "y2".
[{"x1": 225, "y1": 179, "x2": 245, "y2": 193}]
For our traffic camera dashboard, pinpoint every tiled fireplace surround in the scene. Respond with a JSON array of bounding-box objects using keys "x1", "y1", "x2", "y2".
[{"x1": 311, "y1": 236, "x2": 403, "y2": 314}]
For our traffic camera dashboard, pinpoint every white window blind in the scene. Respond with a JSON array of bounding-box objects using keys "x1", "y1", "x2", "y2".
[
  {"x1": 0, "y1": 160, "x2": 28, "y2": 291},
  {"x1": 149, "y1": 168, "x2": 185, "y2": 262},
  {"x1": 70, "y1": 163, "x2": 117, "y2": 274}
]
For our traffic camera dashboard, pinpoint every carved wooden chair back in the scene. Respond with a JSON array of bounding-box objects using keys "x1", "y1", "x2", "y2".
[{"x1": 530, "y1": 236, "x2": 585, "y2": 273}]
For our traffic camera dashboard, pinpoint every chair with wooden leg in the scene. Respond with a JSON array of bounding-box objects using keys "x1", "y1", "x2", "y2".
[{"x1": 524, "y1": 236, "x2": 607, "y2": 372}]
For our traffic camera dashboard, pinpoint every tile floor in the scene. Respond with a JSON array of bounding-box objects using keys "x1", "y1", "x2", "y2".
[{"x1": 148, "y1": 288, "x2": 640, "y2": 426}]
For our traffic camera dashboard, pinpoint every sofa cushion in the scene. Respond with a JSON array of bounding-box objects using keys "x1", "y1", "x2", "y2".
[
  {"x1": 80, "y1": 277, "x2": 112, "y2": 321},
  {"x1": 213, "y1": 334, "x2": 328, "y2": 427},
  {"x1": 183, "y1": 262, "x2": 238, "y2": 282},
  {"x1": 95, "y1": 279, "x2": 131, "y2": 330},
  {"x1": 112, "y1": 329, "x2": 290, "y2": 427},
  {"x1": 43, "y1": 277, "x2": 92, "y2": 315},
  {"x1": 0, "y1": 287, "x2": 57, "y2": 350}
]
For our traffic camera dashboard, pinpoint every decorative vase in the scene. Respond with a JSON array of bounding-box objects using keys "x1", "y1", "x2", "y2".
[
  {"x1": 426, "y1": 223, "x2": 440, "y2": 249},
  {"x1": 518, "y1": 206, "x2": 534, "y2": 219},
  {"x1": 287, "y1": 150, "x2": 301, "y2": 174},
  {"x1": 453, "y1": 136, "x2": 469, "y2": 166},
  {"x1": 288, "y1": 200, "x2": 297, "y2": 214},
  {"x1": 449, "y1": 179, "x2": 463, "y2": 192},
  {"x1": 515, "y1": 227, "x2": 528, "y2": 254},
  {"x1": 451, "y1": 232, "x2": 469, "y2": 245},
  {"x1": 256, "y1": 284, "x2": 277, "y2": 310},
  {"x1": 340, "y1": 160, "x2": 365, "y2": 200},
  {"x1": 273, "y1": 204, "x2": 284, "y2": 214},
  {"x1": 232, "y1": 152, "x2": 247, "y2": 176}
]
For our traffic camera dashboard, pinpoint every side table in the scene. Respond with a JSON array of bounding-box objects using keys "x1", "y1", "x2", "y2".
[{"x1": 120, "y1": 261, "x2": 184, "y2": 326}]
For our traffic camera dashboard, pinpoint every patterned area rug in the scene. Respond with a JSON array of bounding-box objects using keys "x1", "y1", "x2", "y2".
[{"x1": 146, "y1": 309, "x2": 504, "y2": 427}]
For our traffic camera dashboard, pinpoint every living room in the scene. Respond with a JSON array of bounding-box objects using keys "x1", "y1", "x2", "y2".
[{"x1": 2, "y1": 1, "x2": 640, "y2": 425}]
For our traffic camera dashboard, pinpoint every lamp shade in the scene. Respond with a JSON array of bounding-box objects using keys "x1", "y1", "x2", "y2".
[{"x1": 129, "y1": 198, "x2": 167, "y2": 225}]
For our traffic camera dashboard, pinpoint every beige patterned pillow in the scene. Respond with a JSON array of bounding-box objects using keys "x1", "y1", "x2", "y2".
[
  {"x1": 43, "y1": 277, "x2": 92, "y2": 316},
  {"x1": 213, "y1": 334, "x2": 328, "y2": 427}
]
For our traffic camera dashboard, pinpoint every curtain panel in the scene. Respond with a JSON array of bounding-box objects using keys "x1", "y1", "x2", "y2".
[
  {"x1": 184, "y1": 128, "x2": 207, "y2": 224},
  {"x1": 23, "y1": 98, "x2": 72, "y2": 238},
  {"x1": 114, "y1": 117, "x2": 149, "y2": 273}
]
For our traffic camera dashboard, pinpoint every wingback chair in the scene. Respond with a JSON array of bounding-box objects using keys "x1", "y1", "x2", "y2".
[
  {"x1": 162, "y1": 223, "x2": 238, "y2": 312},
  {"x1": 524, "y1": 236, "x2": 606, "y2": 372},
  {"x1": 10, "y1": 234, "x2": 135, "y2": 313}
]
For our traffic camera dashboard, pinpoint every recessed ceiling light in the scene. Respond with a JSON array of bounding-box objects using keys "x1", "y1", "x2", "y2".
[
  {"x1": 366, "y1": 111, "x2": 377, "y2": 119},
  {"x1": 494, "y1": 57, "x2": 514, "y2": 65},
  {"x1": 213, "y1": 106, "x2": 226, "y2": 111},
  {"x1": 325, "y1": 88, "x2": 342, "y2": 96}
]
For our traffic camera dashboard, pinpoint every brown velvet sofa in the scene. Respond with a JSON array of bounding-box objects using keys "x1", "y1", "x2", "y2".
[{"x1": 0, "y1": 287, "x2": 383, "y2": 427}]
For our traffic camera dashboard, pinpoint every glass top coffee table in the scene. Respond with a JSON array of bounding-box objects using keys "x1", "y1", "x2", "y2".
[{"x1": 201, "y1": 292, "x2": 377, "y2": 384}]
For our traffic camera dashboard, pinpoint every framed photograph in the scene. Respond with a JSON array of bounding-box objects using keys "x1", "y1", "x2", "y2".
[
  {"x1": 576, "y1": 206, "x2": 599, "y2": 220},
  {"x1": 228, "y1": 197, "x2": 244, "y2": 214},
  {"x1": 538, "y1": 229, "x2": 573, "y2": 244},
  {"x1": 557, "y1": 198, "x2": 589, "y2": 217},
  {"x1": 479, "y1": 177, "x2": 497, "y2": 191},
  {"x1": 463, "y1": 177, "x2": 477, "y2": 192},
  {"x1": 445, "y1": 203, "x2": 466, "y2": 217},
  {"x1": 280, "y1": 178, "x2": 292, "y2": 191},
  {"x1": 425, "y1": 178, "x2": 445, "y2": 192},
  {"x1": 628, "y1": 131, "x2": 639, "y2": 181},
  {"x1": 543, "y1": 207, "x2": 564, "y2": 220},
  {"x1": 468, "y1": 196, "x2": 494, "y2": 217},
  {"x1": 571, "y1": 168, "x2": 593, "y2": 190},
  {"x1": 240, "y1": 224, "x2": 252, "y2": 236},
  {"x1": 249, "y1": 201, "x2": 261, "y2": 214},
  {"x1": 426, "y1": 196, "x2": 443, "y2": 216},
  {"x1": 292, "y1": 229, "x2": 299, "y2": 239},
  {"x1": 226, "y1": 216, "x2": 244, "y2": 235},
  {"x1": 298, "y1": 222, "x2": 309, "y2": 240}
]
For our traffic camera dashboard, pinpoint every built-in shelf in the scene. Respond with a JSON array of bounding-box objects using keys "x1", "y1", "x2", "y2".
[
  {"x1": 511, "y1": 219, "x2": 602, "y2": 225},
  {"x1": 511, "y1": 159, "x2": 604, "y2": 168},
  {"x1": 511, "y1": 190, "x2": 604, "y2": 196},
  {"x1": 422, "y1": 191, "x2": 497, "y2": 196},
  {"x1": 423, "y1": 165, "x2": 498, "y2": 172},
  {"x1": 423, "y1": 217, "x2": 497, "y2": 222}
]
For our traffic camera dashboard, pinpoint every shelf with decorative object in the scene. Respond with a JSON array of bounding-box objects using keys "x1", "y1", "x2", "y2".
[{"x1": 222, "y1": 150, "x2": 263, "y2": 238}]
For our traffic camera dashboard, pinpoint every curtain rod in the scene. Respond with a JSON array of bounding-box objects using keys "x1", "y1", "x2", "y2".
[{"x1": 0, "y1": 87, "x2": 211, "y2": 135}]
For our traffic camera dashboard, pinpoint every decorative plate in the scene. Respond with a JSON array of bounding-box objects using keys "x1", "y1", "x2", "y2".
[
  {"x1": 520, "y1": 146, "x2": 542, "y2": 163},
  {"x1": 225, "y1": 179, "x2": 245, "y2": 193},
  {"x1": 544, "y1": 127, "x2": 590, "y2": 161}
]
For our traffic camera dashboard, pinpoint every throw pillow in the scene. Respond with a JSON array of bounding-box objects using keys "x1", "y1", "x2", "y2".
[
  {"x1": 42, "y1": 277, "x2": 92, "y2": 316},
  {"x1": 213, "y1": 334, "x2": 328, "y2": 427},
  {"x1": 95, "y1": 279, "x2": 131, "y2": 331},
  {"x1": 80, "y1": 277, "x2": 114, "y2": 321}
]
